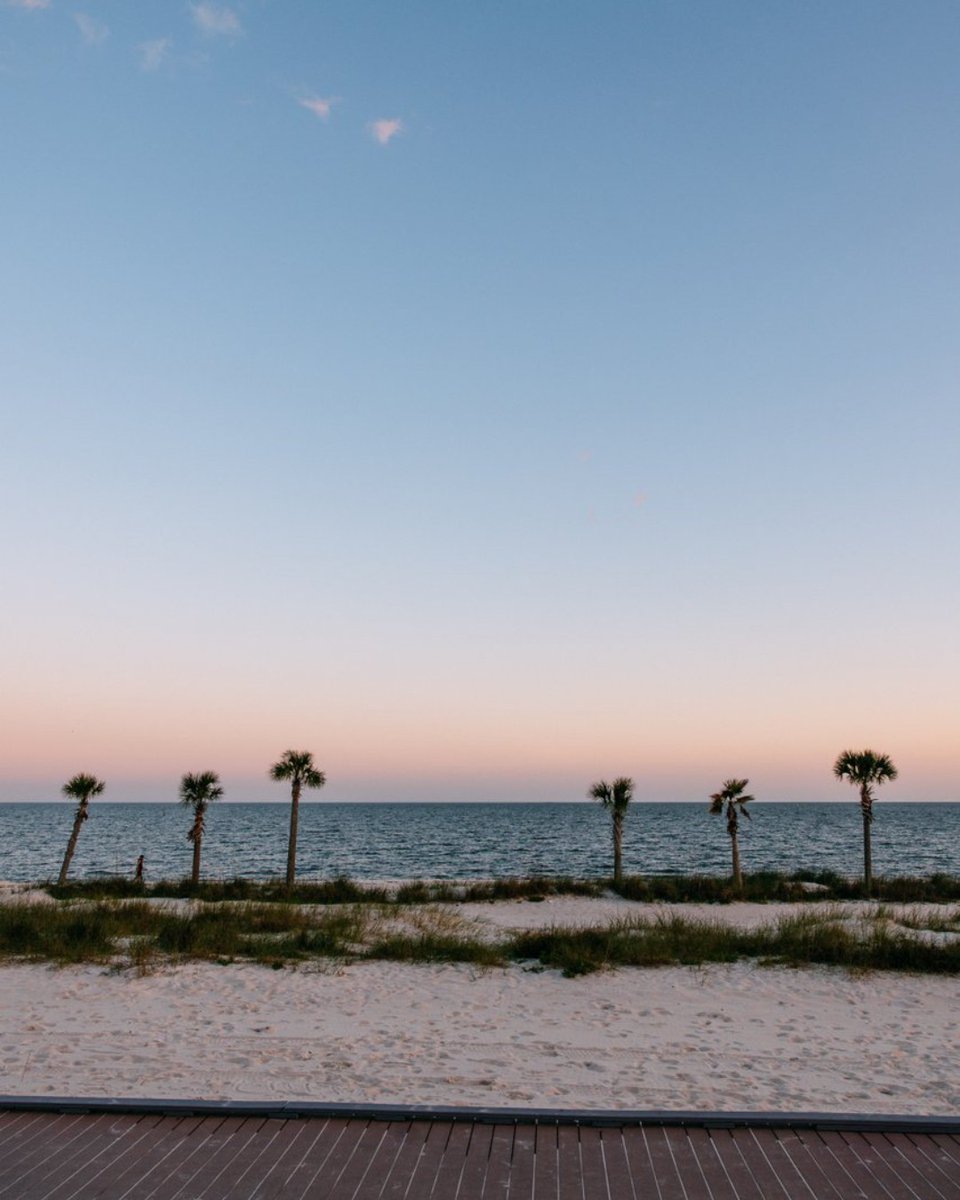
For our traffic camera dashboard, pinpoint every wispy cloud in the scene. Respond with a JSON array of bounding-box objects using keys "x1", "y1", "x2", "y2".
[
  {"x1": 370, "y1": 117, "x2": 403, "y2": 146},
  {"x1": 299, "y1": 95, "x2": 337, "y2": 121},
  {"x1": 138, "y1": 37, "x2": 171, "y2": 71},
  {"x1": 75, "y1": 13, "x2": 108, "y2": 44},
  {"x1": 190, "y1": 2, "x2": 241, "y2": 37},
  {"x1": 4, "y1": 0, "x2": 51, "y2": 9}
]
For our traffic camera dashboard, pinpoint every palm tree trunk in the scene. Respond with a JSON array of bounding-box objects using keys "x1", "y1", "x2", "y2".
[
  {"x1": 286, "y1": 780, "x2": 302, "y2": 887},
  {"x1": 731, "y1": 832, "x2": 742, "y2": 892},
  {"x1": 861, "y1": 787, "x2": 872, "y2": 897},
  {"x1": 612, "y1": 812, "x2": 623, "y2": 886},
  {"x1": 58, "y1": 816, "x2": 84, "y2": 886},
  {"x1": 191, "y1": 835, "x2": 202, "y2": 886}
]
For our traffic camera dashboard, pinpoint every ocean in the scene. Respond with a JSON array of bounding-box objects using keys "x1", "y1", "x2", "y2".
[{"x1": 0, "y1": 802, "x2": 956, "y2": 884}]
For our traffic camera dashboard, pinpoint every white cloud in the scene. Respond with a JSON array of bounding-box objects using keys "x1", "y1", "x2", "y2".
[
  {"x1": 299, "y1": 95, "x2": 336, "y2": 120},
  {"x1": 4, "y1": 0, "x2": 51, "y2": 9},
  {"x1": 75, "y1": 13, "x2": 108, "y2": 44},
  {"x1": 190, "y1": 2, "x2": 241, "y2": 37},
  {"x1": 370, "y1": 117, "x2": 403, "y2": 146},
  {"x1": 138, "y1": 37, "x2": 171, "y2": 71}
]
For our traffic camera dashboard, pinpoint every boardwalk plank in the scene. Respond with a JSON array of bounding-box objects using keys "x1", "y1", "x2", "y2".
[
  {"x1": 880, "y1": 1133, "x2": 960, "y2": 1200},
  {"x1": 928, "y1": 1135, "x2": 960, "y2": 1172},
  {"x1": 282, "y1": 1117, "x2": 367, "y2": 1199},
  {"x1": 193, "y1": 1117, "x2": 297, "y2": 1200},
  {"x1": 862, "y1": 1131, "x2": 957, "y2": 1200},
  {"x1": 505, "y1": 1124, "x2": 535, "y2": 1200},
  {"x1": 42, "y1": 1114, "x2": 168, "y2": 1200},
  {"x1": 662, "y1": 1127, "x2": 715, "y2": 1200},
  {"x1": 808, "y1": 1130, "x2": 898, "y2": 1200},
  {"x1": 458, "y1": 1123, "x2": 495, "y2": 1200},
  {"x1": 377, "y1": 1120, "x2": 436, "y2": 1200},
  {"x1": 618, "y1": 1125, "x2": 664, "y2": 1199},
  {"x1": 840, "y1": 1131, "x2": 928, "y2": 1200},
  {"x1": 726, "y1": 1129, "x2": 794, "y2": 1200},
  {"x1": 684, "y1": 1126, "x2": 742, "y2": 1200},
  {"x1": 324, "y1": 1121, "x2": 397, "y2": 1200},
  {"x1": 597, "y1": 1128, "x2": 635, "y2": 1200},
  {"x1": 430, "y1": 1122, "x2": 473, "y2": 1198},
  {"x1": 98, "y1": 1115, "x2": 212, "y2": 1200},
  {"x1": 480, "y1": 1123, "x2": 514, "y2": 1199},
  {"x1": 349, "y1": 1120, "x2": 416, "y2": 1200},
  {"x1": 263, "y1": 1116, "x2": 349, "y2": 1200},
  {"x1": 770, "y1": 1130, "x2": 849, "y2": 1200},
  {"x1": 5, "y1": 1114, "x2": 136, "y2": 1200},
  {"x1": 703, "y1": 1128, "x2": 767, "y2": 1200},
  {"x1": 578, "y1": 1127, "x2": 608, "y2": 1200},
  {"x1": 556, "y1": 1123, "x2": 582, "y2": 1200},
  {"x1": 141, "y1": 1115, "x2": 251, "y2": 1200},
  {"x1": 531, "y1": 1123, "x2": 558, "y2": 1200},
  {"x1": 637, "y1": 1127, "x2": 689, "y2": 1200},
  {"x1": 0, "y1": 1112, "x2": 84, "y2": 1172}
]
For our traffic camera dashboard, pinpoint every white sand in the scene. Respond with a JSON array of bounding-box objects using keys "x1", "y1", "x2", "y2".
[{"x1": 1, "y1": 896, "x2": 958, "y2": 1115}]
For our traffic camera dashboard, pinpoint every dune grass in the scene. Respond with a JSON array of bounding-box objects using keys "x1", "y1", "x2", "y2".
[
  {"x1": 3, "y1": 893, "x2": 960, "y2": 976},
  {"x1": 43, "y1": 870, "x2": 960, "y2": 907}
]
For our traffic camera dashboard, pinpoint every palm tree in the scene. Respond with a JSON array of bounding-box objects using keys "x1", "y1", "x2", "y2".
[
  {"x1": 709, "y1": 778, "x2": 753, "y2": 891},
  {"x1": 58, "y1": 773, "x2": 105, "y2": 885},
  {"x1": 589, "y1": 776, "x2": 634, "y2": 886},
  {"x1": 833, "y1": 749, "x2": 898, "y2": 896},
  {"x1": 270, "y1": 750, "x2": 326, "y2": 886},
  {"x1": 180, "y1": 771, "x2": 223, "y2": 885}
]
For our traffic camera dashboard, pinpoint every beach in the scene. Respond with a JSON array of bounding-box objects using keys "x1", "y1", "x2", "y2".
[{"x1": 2, "y1": 895, "x2": 958, "y2": 1115}]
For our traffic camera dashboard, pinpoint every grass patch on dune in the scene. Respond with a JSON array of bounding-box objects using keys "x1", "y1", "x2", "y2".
[{"x1": 43, "y1": 870, "x2": 960, "y2": 907}]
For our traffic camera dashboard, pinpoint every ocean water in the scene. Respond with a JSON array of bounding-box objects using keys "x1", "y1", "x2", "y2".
[{"x1": 0, "y1": 802, "x2": 957, "y2": 884}]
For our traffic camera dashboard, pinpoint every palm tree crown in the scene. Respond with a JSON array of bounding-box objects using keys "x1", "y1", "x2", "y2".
[
  {"x1": 709, "y1": 778, "x2": 754, "y2": 836},
  {"x1": 179, "y1": 771, "x2": 224, "y2": 843},
  {"x1": 270, "y1": 750, "x2": 326, "y2": 791},
  {"x1": 832, "y1": 749, "x2": 898, "y2": 823}
]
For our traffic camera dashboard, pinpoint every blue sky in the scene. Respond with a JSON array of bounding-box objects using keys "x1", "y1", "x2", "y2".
[{"x1": 2, "y1": 1, "x2": 958, "y2": 802}]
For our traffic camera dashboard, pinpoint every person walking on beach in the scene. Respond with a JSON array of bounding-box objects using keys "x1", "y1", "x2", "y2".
[{"x1": 135, "y1": 854, "x2": 144, "y2": 883}]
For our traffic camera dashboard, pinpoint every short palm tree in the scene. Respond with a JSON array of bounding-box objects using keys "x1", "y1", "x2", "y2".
[
  {"x1": 589, "y1": 776, "x2": 634, "y2": 886},
  {"x1": 58, "y1": 773, "x2": 105, "y2": 885},
  {"x1": 833, "y1": 749, "x2": 898, "y2": 896},
  {"x1": 270, "y1": 750, "x2": 326, "y2": 886},
  {"x1": 180, "y1": 771, "x2": 223, "y2": 886},
  {"x1": 709, "y1": 778, "x2": 753, "y2": 891}
]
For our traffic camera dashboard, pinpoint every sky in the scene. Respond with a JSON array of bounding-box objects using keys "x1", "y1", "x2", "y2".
[{"x1": 2, "y1": 1, "x2": 958, "y2": 804}]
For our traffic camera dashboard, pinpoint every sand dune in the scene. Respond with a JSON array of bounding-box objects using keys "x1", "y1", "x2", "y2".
[{"x1": 1, "y1": 895, "x2": 957, "y2": 1115}]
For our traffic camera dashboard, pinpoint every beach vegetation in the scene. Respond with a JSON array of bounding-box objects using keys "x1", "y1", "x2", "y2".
[
  {"x1": 270, "y1": 750, "x2": 326, "y2": 887},
  {"x1": 833, "y1": 749, "x2": 898, "y2": 896},
  {"x1": 57, "y1": 773, "x2": 105, "y2": 886},
  {"x1": 179, "y1": 771, "x2": 223, "y2": 885},
  {"x1": 709, "y1": 778, "x2": 754, "y2": 892},
  {"x1": 589, "y1": 776, "x2": 634, "y2": 885}
]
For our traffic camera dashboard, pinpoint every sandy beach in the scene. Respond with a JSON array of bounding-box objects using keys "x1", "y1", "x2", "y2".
[{"x1": 1, "y1": 894, "x2": 958, "y2": 1115}]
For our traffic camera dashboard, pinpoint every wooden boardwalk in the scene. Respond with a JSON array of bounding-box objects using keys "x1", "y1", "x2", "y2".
[{"x1": 2, "y1": 1107, "x2": 960, "y2": 1199}]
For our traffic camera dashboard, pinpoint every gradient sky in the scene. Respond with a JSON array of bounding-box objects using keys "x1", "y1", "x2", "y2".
[{"x1": 2, "y1": 1, "x2": 958, "y2": 803}]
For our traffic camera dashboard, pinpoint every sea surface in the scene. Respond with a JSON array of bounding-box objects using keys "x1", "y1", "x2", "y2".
[{"x1": 0, "y1": 802, "x2": 957, "y2": 884}]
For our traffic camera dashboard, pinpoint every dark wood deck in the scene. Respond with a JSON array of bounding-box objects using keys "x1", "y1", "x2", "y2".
[{"x1": 1, "y1": 1106, "x2": 959, "y2": 1199}]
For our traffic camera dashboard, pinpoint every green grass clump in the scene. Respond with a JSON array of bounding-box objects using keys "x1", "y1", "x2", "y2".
[
  {"x1": 365, "y1": 932, "x2": 505, "y2": 968},
  {"x1": 0, "y1": 902, "x2": 126, "y2": 963}
]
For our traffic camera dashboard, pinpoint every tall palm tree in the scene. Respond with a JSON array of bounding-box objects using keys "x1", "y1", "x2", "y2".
[
  {"x1": 833, "y1": 748, "x2": 898, "y2": 896},
  {"x1": 589, "y1": 776, "x2": 634, "y2": 886},
  {"x1": 709, "y1": 778, "x2": 753, "y2": 891},
  {"x1": 58, "y1": 773, "x2": 105, "y2": 885},
  {"x1": 180, "y1": 771, "x2": 223, "y2": 886},
  {"x1": 270, "y1": 750, "x2": 326, "y2": 886}
]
